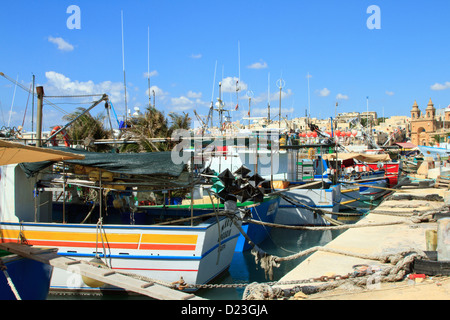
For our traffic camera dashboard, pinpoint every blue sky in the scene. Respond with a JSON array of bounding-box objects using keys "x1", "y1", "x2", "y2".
[{"x1": 1, "y1": 0, "x2": 450, "y2": 131}]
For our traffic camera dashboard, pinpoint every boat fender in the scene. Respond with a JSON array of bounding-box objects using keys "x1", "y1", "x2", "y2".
[{"x1": 81, "y1": 257, "x2": 106, "y2": 288}]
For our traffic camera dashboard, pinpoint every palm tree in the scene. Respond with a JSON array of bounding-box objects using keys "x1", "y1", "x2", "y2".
[
  {"x1": 120, "y1": 106, "x2": 170, "y2": 152},
  {"x1": 168, "y1": 112, "x2": 191, "y2": 132},
  {"x1": 61, "y1": 107, "x2": 112, "y2": 152}
]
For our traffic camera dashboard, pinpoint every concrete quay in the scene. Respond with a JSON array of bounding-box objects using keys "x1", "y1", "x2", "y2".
[{"x1": 276, "y1": 186, "x2": 450, "y2": 300}]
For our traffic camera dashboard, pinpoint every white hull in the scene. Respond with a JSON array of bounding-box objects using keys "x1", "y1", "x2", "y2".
[
  {"x1": 0, "y1": 164, "x2": 240, "y2": 293},
  {"x1": 275, "y1": 185, "x2": 341, "y2": 226},
  {"x1": 0, "y1": 218, "x2": 239, "y2": 293}
]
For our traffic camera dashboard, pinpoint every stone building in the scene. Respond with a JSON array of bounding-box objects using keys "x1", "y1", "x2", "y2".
[{"x1": 410, "y1": 98, "x2": 450, "y2": 146}]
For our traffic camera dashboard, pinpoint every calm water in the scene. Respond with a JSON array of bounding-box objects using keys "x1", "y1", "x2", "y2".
[
  {"x1": 47, "y1": 227, "x2": 347, "y2": 300},
  {"x1": 196, "y1": 227, "x2": 347, "y2": 300}
]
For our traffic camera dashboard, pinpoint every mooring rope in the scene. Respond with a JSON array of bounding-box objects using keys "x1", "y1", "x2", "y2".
[{"x1": 242, "y1": 248, "x2": 427, "y2": 300}]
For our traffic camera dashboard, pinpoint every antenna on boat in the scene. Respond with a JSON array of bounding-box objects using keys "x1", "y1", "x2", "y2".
[
  {"x1": 267, "y1": 72, "x2": 270, "y2": 124},
  {"x1": 307, "y1": 72, "x2": 311, "y2": 118},
  {"x1": 277, "y1": 76, "x2": 285, "y2": 130},
  {"x1": 31, "y1": 73, "x2": 35, "y2": 133},
  {"x1": 147, "y1": 26, "x2": 151, "y2": 108},
  {"x1": 238, "y1": 41, "x2": 241, "y2": 86},
  {"x1": 246, "y1": 90, "x2": 254, "y2": 128},
  {"x1": 207, "y1": 60, "x2": 218, "y2": 129},
  {"x1": 234, "y1": 41, "x2": 241, "y2": 124},
  {"x1": 121, "y1": 10, "x2": 128, "y2": 124}
]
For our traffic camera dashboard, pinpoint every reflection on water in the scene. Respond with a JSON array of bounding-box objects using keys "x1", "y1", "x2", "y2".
[{"x1": 197, "y1": 227, "x2": 346, "y2": 300}]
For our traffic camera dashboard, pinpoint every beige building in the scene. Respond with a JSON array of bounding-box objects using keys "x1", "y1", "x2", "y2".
[{"x1": 410, "y1": 98, "x2": 450, "y2": 146}]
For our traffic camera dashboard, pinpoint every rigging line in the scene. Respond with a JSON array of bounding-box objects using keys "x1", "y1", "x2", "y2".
[
  {"x1": 0, "y1": 72, "x2": 68, "y2": 115},
  {"x1": 44, "y1": 94, "x2": 104, "y2": 98},
  {"x1": 21, "y1": 83, "x2": 32, "y2": 128},
  {"x1": 8, "y1": 74, "x2": 18, "y2": 128},
  {"x1": 0, "y1": 100, "x2": 5, "y2": 127}
]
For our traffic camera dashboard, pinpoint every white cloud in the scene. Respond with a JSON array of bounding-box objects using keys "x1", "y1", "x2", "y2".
[
  {"x1": 45, "y1": 71, "x2": 124, "y2": 104},
  {"x1": 221, "y1": 77, "x2": 248, "y2": 93},
  {"x1": 190, "y1": 53, "x2": 202, "y2": 59},
  {"x1": 247, "y1": 60, "x2": 268, "y2": 69},
  {"x1": 431, "y1": 82, "x2": 450, "y2": 91},
  {"x1": 385, "y1": 91, "x2": 395, "y2": 96},
  {"x1": 317, "y1": 88, "x2": 330, "y2": 97},
  {"x1": 48, "y1": 36, "x2": 74, "y2": 51},
  {"x1": 143, "y1": 70, "x2": 159, "y2": 78},
  {"x1": 250, "y1": 107, "x2": 294, "y2": 117},
  {"x1": 146, "y1": 85, "x2": 169, "y2": 101},
  {"x1": 336, "y1": 93, "x2": 349, "y2": 100},
  {"x1": 170, "y1": 96, "x2": 195, "y2": 111},
  {"x1": 187, "y1": 91, "x2": 202, "y2": 99}
]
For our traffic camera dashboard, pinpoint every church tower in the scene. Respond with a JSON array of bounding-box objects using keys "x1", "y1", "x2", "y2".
[
  {"x1": 425, "y1": 98, "x2": 435, "y2": 119},
  {"x1": 411, "y1": 100, "x2": 420, "y2": 119}
]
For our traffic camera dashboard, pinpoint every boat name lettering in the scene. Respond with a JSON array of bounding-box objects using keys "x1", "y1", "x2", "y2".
[
  {"x1": 219, "y1": 230, "x2": 231, "y2": 242},
  {"x1": 221, "y1": 218, "x2": 233, "y2": 231}
]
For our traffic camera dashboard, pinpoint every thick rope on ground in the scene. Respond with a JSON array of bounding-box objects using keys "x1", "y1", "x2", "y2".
[{"x1": 244, "y1": 248, "x2": 427, "y2": 300}]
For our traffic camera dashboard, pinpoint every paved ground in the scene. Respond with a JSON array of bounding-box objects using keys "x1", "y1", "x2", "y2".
[{"x1": 275, "y1": 187, "x2": 450, "y2": 300}]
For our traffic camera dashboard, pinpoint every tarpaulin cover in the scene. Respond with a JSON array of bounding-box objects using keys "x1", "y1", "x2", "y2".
[
  {"x1": 19, "y1": 147, "x2": 186, "y2": 178},
  {"x1": 322, "y1": 152, "x2": 391, "y2": 162},
  {"x1": 0, "y1": 140, "x2": 85, "y2": 166},
  {"x1": 395, "y1": 142, "x2": 417, "y2": 149}
]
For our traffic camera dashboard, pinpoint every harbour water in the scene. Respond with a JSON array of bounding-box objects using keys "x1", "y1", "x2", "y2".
[
  {"x1": 45, "y1": 227, "x2": 347, "y2": 300},
  {"x1": 196, "y1": 227, "x2": 346, "y2": 300}
]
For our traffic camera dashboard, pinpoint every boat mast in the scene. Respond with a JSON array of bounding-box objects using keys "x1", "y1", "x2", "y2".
[
  {"x1": 267, "y1": 72, "x2": 270, "y2": 124},
  {"x1": 147, "y1": 26, "x2": 151, "y2": 108},
  {"x1": 31, "y1": 74, "x2": 35, "y2": 133},
  {"x1": 121, "y1": 10, "x2": 128, "y2": 124},
  {"x1": 307, "y1": 72, "x2": 311, "y2": 118},
  {"x1": 277, "y1": 77, "x2": 285, "y2": 130}
]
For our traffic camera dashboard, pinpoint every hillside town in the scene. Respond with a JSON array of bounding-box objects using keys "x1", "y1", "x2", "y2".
[{"x1": 225, "y1": 98, "x2": 450, "y2": 149}]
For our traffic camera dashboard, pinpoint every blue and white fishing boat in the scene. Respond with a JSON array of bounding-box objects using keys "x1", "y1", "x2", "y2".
[
  {"x1": 0, "y1": 140, "x2": 87, "y2": 299},
  {"x1": 0, "y1": 148, "x2": 244, "y2": 295}
]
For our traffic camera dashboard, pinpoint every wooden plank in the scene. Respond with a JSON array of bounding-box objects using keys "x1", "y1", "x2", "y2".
[{"x1": 0, "y1": 242, "x2": 205, "y2": 300}]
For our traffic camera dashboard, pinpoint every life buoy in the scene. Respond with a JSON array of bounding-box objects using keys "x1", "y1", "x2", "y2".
[{"x1": 50, "y1": 126, "x2": 71, "y2": 147}]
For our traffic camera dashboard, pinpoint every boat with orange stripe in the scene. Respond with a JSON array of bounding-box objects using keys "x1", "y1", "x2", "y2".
[{"x1": 0, "y1": 150, "x2": 245, "y2": 295}]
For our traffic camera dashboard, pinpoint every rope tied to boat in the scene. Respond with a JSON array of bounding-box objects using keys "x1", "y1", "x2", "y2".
[{"x1": 95, "y1": 217, "x2": 111, "y2": 267}]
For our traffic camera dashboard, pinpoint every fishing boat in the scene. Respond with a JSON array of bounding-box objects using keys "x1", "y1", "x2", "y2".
[
  {"x1": 0, "y1": 149, "x2": 244, "y2": 294},
  {"x1": 321, "y1": 152, "x2": 399, "y2": 207},
  {"x1": 191, "y1": 135, "x2": 343, "y2": 226},
  {"x1": 274, "y1": 182, "x2": 341, "y2": 226},
  {"x1": 139, "y1": 193, "x2": 279, "y2": 252},
  {"x1": 0, "y1": 140, "x2": 87, "y2": 299}
]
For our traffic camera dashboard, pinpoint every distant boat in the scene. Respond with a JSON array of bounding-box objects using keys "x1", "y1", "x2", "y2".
[{"x1": 417, "y1": 145, "x2": 450, "y2": 160}]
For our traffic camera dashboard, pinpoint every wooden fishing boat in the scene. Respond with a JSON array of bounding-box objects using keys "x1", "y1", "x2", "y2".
[
  {"x1": 0, "y1": 140, "x2": 86, "y2": 299},
  {"x1": 0, "y1": 149, "x2": 243, "y2": 294},
  {"x1": 139, "y1": 195, "x2": 280, "y2": 252}
]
